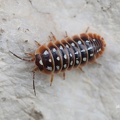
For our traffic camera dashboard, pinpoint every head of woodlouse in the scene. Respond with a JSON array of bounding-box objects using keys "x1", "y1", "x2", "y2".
[
  {"x1": 35, "y1": 46, "x2": 45, "y2": 71},
  {"x1": 35, "y1": 46, "x2": 54, "y2": 74},
  {"x1": 35, "y1": 54, "x2": 44, "y2": 71}
]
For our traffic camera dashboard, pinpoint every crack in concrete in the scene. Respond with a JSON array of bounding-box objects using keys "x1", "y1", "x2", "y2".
[{"x1": 28, "y1": 0, "x2": 50, "y2": 15}]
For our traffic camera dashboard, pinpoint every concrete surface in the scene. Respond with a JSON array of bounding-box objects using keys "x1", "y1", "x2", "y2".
[{"x1": 0, "y1": 0, "x2": 120, "y2": 120}]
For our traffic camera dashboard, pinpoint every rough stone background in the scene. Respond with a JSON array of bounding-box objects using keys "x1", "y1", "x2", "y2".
[{"x1": 0, "y1": 0, "x2": 120, "y2": 120}]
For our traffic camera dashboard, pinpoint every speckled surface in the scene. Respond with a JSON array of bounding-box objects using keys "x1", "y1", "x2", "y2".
[{"x1": 0, "y1": 0, "x2": 120, "y2": 120}]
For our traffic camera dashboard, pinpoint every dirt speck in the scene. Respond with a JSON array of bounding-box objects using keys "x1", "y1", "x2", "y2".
[
  {"x1": 2, "y1": 18, "x2": 7, "y2": 21},
  {"x1": 1, "y1": 97, "x2": 6, "y2": 101},
  {"x1": 24, "y1": 40, "x2": 28, "y2": 43},
  {"x1": 18, "y1": 27, "x2": 20, "y2": 30},
  {"x1": 29, "y1": 109, "x2": 44, "y2": 120},
  {"x1": 0, "y1": 28, "x2": 5, "y2": 33}
]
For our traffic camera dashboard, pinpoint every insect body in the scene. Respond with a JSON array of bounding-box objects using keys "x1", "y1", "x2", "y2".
[
  {"x1": 10, "y1": 32, "x2": 106, "y2": 95},
  {"x1": 35, "y1": 33, "x2": 106, "y2": 73}
]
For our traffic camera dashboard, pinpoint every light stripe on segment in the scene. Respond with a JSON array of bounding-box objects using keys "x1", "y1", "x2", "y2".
[
  {"x1": 70, "y1": 53, "x2": 72, "y2": 57},
  {"x1": 64, "y1": 64, "x2": 67, "y2": 68},
  {"x1": 70, "y1": 61, "x2": 73, "y2": 65},
  {"x1": 99, "y1": 48, "x2": 101, "y2": 51},
  {"x1": 90, "y1": 53, "x2": 94, "y2": 56},
  {"x1": 78, "y1": 41, "x2": 81, "y2": 44},
  {"x1": 81, "y1": 49, "x2": 85, "y2": 52},
  {"x1": 76, "y1": 60, "x2": 79, "y2": 64},
  {"x1": 53, "y1": 48, "x2": 56, "y2": 52},
  {"x1": 57, "y1": 56, "x2": 60, "y2": 61},
  {"x1": 60, "y1": 46, "x2": 63, "y2": 50},
  {"x1": 47, "y1": 66, "x2": 52, "y2": 71},
  {"x1": 75, "y1": 51, "x2": 78, "y2": 55},
  {"x1": 88, "y1": 47, "x2": 93, "y2": 50},
  {"x1": 39, "y1": 60, "x2": 43, "y2": 65},
  {"x1": 49, "y1": 59, "x2": 52, "y2": 62},
  {"x1": 56, "y1": 66, "x2": 60, "y2": 70},
  {"x1": 71, "y1": 43, "x2": 75, "y2": 46},
  {"x1": 43, "y1": 50, "x2": 49, "y2": 55},
  {"x1": 86, "y1": 40, "x2": 90, "y2": 43},
  {"x1": 83, "y1": 57, "x2": 86, "y2": 61},
  {"x1": 64, "y1": 54, "x2": 67, "y2": 59},
  {"x1": 66, "y1": 44, "x2": 69, "y2": 48}
]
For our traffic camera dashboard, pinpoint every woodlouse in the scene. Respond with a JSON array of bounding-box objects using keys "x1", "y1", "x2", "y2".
[{"x1": 10, "y1": 31, "x2": 106, "y2": 95}]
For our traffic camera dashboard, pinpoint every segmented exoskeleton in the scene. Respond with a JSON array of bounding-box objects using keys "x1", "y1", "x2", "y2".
[{"x1": 10, "y1": 31, "x2": 106, "y2": 95}]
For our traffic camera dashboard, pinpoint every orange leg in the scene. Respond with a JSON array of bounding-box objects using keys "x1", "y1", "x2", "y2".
[
  {"x1": 64, "y1": 31, "x2": 68, "y2": 38},
  {"x1": 63, "y1": 72, "x2": 65, "y2": 80},
  {"x1": 79, "y1": 67, "x2": 84, "y2": 73},
  {"x1": 49, "y1": 32, "x2": 57, "y2": 41},
  {"x1": 85, "y1": 27, "x2": 89, "y2": 33},
  {"x1": 50, "y1": 73, "x2": 54, "y2": 86},
  {"x1": 34, "y1": 40, "x2": 41, "y2": 47},
  {"x1": 50, "y1": 32, "x2": 57, "y2": 41},
  {"x1": 49, "y1": 33, "x2": 56, "y2": 41},
  {"x1": 9, "y1": 51, "x2": 35, "y2": 62},
  {"x1": 93, "y1": 61, "x2": 101, "y2": 66},
  {"x1": 49, "y1": 36, "x2": 53, "y2": 41},
  {"x1": 25, "y1": 53, "x2": 35, "y2": 57},
  {"x1": 90, "y1": 57, "x2": 101, "y2": 66},
  {"x1": 32, "y1": 67, "x2": 39, "y2": 96}
]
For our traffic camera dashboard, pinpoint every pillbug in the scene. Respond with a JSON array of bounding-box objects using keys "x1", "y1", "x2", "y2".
[{"x1": 9, "y1": 31, "x2": 106, "y2": 95}]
